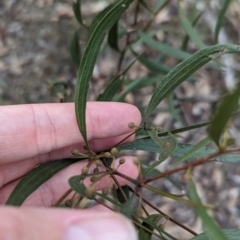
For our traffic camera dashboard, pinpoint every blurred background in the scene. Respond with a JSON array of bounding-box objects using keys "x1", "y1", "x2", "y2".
[{"x1": 1, "y1": 0, "x2": 240, "y2": 238}]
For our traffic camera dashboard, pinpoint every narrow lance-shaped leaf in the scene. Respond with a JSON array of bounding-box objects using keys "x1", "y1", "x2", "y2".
[
  {"x1": 190, "y1": 229, "x2": 240, "y2": 240},
  {"x1": 6, "y1": 159, "x2": 82, "y2": 206},
  {"x1": 144, "y1": 44, "x2": 240, "y2": 121},
  {"x1": 116, "y1": 75, "x2": 160, "y2": 102},
  {"x1": 181, "y1": 11, "x2": 203, "y2": 51},
  {"x1": 97, "y1": 56, "x2": 138, "y2": 101},
  {"x1": 170, "y1": 137, "x2": 211, "y2": 168},
  {"x1": 189, "y1": 179, "x2": 228, "y2": 240},
  {"x1": 138, "y1": 29, "x2": 191, "y2": 60},
  {"x1": 178, "y1": 1, "x2": 205, "y2": 49},
  {"x1": 131, "y1": 48, "x2": 170, "y2": 74},
  {"x1": 97, "y1": 75, "x2": 123, "y2": 101},
  {"x1": 208, "y1": 83, "x2": 240, "y2": 147},
  {"x1": 120, "y1": 196, "x2": 134, "y2": 219},
  {"x1": 68, "y1": 175, "x2": 87, "y2": 196},
  {"x1": 70, "y1": 30, "x2": 81, "y2": 66},
  {"x1": 215, "y1": 0, "x2": 233, "y2": 43},
  {"x1": 72, "y1": 0, "x2": 86, "y2": 27},
  {"x1": 74, "y1": 0, "x2": 134, "y2": 149},
  {"x1": 116, "y1": 185, "x2": 130, "y2": 203},
  {"x1": 139, "y1": 214, "x2": 163, "y2": 240},
  {"x1": 118, "y1": 138, "x2": 240, "y2": 163},
  {"x1": 138, "y1": 0, "x2": 153, "y2": 13},
  {"x1": 108, "y1": 20, "x2": 119, "y2": 51},
  {"x1": 148, "y1": 130, "x2": 177, "y2": 161}
]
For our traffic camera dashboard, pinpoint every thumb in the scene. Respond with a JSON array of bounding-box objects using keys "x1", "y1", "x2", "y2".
[{"x1": 0, "y1": 206, "x2": 137, "y2": 240}]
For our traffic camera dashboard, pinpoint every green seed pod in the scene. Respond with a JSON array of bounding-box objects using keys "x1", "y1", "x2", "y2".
[
  {"x1": 164, "y1": 142, "x2": 171, "y2": 148},
  {"x1": 110, "y1": 147, "x2": 118, "y2": 156},
  {"x1": 128, "y1": 122, "x2": 135, "y2": 129},
  {"x1": 85, "y1": 186, "x2": 95, "y2": 199},
  {"x1": 135, "y1": 207, "x2": 143, "y2": 218},
  {"x1": 133, "y1": 157, "x2": 140, "y2": 165},
  {"x1": 119, "y1": 158, "x2": 126, "y2": 164},
  {"x1": 81, "y1": 167, "x2": 89, "y2": 175},
  {"x1": 83, "y1": 145, "x2": 88, "y2": 150},
  {"x1": 90, "y1": 176, "x2": 98, "y2": 183},
  {"x1": 102, "y1": 187, "x2": 109, "y2": 195},
  {"x1": 65, "y1": 199, "x2": 72, "y2": 207},
  {"x1": 103, "y1": 152, "x2": 112, "y2": 158},
  {"x1": 96, "y1": 160, "x2": 103, "y2": 167},
  {"x1": 71, "y1": 149, "x2": 79, "y2": 155},
  {"x1": 155, "y1": 126, "x2": 162, "y2": 132}
]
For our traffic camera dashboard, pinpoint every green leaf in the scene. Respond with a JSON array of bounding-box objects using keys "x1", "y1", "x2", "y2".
[
  {"x1": 120, "y1": 196, "x2": 134, "y2": 219},
  {"x1": 190, "y1": 229, "x2": 240, "y2": 240},
  {"x1": 139, "y1": 214, "x2": 163, "y2": 240},
  {"x1": 72, "y1": 0, "x2": 86, "y2": 27},
  {"x1": 74, "y1": 0, "x2": 134, "y2": 149},
  {"x1": 189, "y1": 179, "x2": 228, "y2": 240},
  {"x1": 176, "y1": 143, "x2": 240, "y2": 163},
  {"x1": 131, "y1": 48, "x2": 170, "y2": 74},
  {"x1": 138, "y1": 0, "x2": 153, "y2": 13},
  {"x1": 116, "y1": 75, "x2": 159, "y2": 102},
  {"x1": 138, "y1": 29, "x2": 192, "y2": 60},
  {"x1": 170, "y1": 137, "x2": 211, "y2": 168},
  {"x1": 168, "y1": 93, "x2": 183, "y2": 123},
  {"x1": 116, "y1": 185, "x2": 130, "y2": 203},
  {"x1": 97, "y1": 76, "x2": 123, "y2": 101},
  {"x1": 108, "y1": 20, "x2": 119, "y2": 51},
  {"x1": 96, "y1": 192, "x2": 122, "y2": 207},
  {"x1": 178, "y1": 1, "x2": 205, "y2": 49},
  {"x1": 68, "y1": 175, "x2": 87, "y2": 196},
  {"x1": 118, "y1": 138, "x2": 240, "y2": 163},
  {"x1": 208, "y1": 84, "x2": 240, "y2": 147},
  {"x1": 215, "y1": 0, "x2": 233, "y2": 43},
  {"x1": 97, "y1": 56, "x2": 138, "y2": 101},
  {"x1": 144, "y1": 44, "x2": 240, "y2": 121},
  {"x1": 181, "y1": 11, "x2": 203, "y2": 51},
  {"x1": 144, "y1": 184, "x2": 193, "y2": 205},
  {"x1": 70, "y1": 31, "x2": 81, "y2": 66},
  {"x1": 6, "y1": 159, "x2": 81, "y2": 206},
  {"x1": 148, "y1": 131, "x2": 177, "y2": 161}
]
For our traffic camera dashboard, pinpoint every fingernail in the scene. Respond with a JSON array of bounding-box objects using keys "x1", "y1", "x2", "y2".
[{"x1": 65, "y1": 214, "x2": 137, "y2": 240}]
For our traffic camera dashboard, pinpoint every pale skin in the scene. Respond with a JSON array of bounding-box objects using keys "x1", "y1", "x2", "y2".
[{"x1": 0, "y1": 102, "x2": 141, "y2": 240}]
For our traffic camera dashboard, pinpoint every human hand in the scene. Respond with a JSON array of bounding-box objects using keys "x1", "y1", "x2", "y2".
[{"x1": 0, "y1": 102, "x2": 141, "y2": 240}]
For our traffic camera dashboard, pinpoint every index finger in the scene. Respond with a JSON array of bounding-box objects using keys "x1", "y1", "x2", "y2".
[{"x1": 0, "y1": 102, "x2": 141, "y2": 164}]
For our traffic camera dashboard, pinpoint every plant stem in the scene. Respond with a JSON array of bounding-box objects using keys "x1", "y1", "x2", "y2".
[
  {"x1": 144, "y1": 147, "x2": 240, "y2": 184},
  {"x1": 129, "y1": 187, "x2": 198, "y2": 236}
]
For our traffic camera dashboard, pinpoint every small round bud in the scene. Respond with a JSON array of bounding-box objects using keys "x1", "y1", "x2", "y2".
[
  {"x1": 159, "y1": 223, "x2": 165, "y2": 230},
  {"x1": 90, "y1": 176, "x2": 98, "y2": 183},
  {"x1": 128, "y1": 122, "x2": 135, "y2": 129},
  {"x1": 110, "y1": 147, "x2": 118, "y2": 156},
  {"x1": 85, "y1": 186, "x2": 95, "y2": 199},
  {"x1": 164, "y1": 142, "x2": 171, "y2": 148},
  {"x1": 93, "y1": 167, "x2": 99, "y2": 173},
  {"x1": 65, "y1": 199, "x2": 72, "y2": 207},
  {"x1": 226, "y1": 138, "x2": 235, "y2": 146},
  {"x1": 102, "y1": 187, "x2": 109, "y2": 195},
  {"x1": 96, "y1": 160, "x2": 103, "y2": 167},
  {"x1": 155, "y1": 126, "x2": 162, "y2": 132},
  {"x1": 135, "y1": 208, "x2": 143, "y2": 217},
  {"x1": 103, "y1": 152, "x2": 112, "y2": 158},
  {"x1": 133, "y1": 157, "x2": 140, "y2": 165},
  {"x1": 119, "y1": 158, "x2": 126, "y2": 164},
  {"x1": 71, "y1": 149, "x2": 79, "y2": 155},
  {"x1": 81, "y1": 166, "x2": 89, "y2": 175}
]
